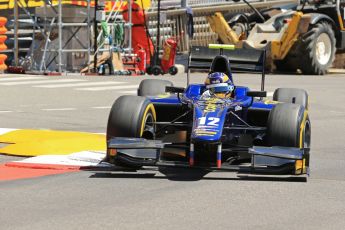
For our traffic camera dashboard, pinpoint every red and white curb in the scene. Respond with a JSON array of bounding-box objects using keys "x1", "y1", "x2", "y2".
[
  {"x1": 9, "y1": 150, "x2": 109, "y2": 168},
  {"x1": 0, "y1": 151, "x2": 111, "y2": 181}
]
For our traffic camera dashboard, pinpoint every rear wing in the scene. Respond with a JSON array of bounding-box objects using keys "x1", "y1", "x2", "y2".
[{"x1": 187, "y1": 45, "x2": 266, "y2": 91}]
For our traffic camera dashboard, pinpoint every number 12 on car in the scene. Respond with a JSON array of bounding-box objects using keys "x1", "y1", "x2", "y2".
[{"x1": 198, "y1": 117, "x2": 220, "y2": 127}]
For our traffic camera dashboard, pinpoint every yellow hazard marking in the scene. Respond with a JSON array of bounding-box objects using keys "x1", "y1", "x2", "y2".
[{"x1": 0, "y1": 129, "x2": 105, "y2": 157}]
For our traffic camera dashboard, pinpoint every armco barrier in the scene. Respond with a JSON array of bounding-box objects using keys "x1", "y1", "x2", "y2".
[{"x1": 0, "y1": 16, "x2": 7, "y2": 71}]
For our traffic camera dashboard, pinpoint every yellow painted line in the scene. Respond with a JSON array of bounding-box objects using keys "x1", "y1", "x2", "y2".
[{"x1": 0, "y1": 129, "x2": 105, "y2": 157}]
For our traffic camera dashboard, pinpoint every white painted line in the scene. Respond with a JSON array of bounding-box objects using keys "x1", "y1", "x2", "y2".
[
  {"x1": 0, "y1": 79, "x2": 85, "y2": 86},
  {"x1": 34, "y1": 81, "x2": 126, "y2": 88},
  {"x1": 0, "y1": 76, "x2": 46, "y2": 81},
  {"x1": 0, "y1": 110, "x2": 13, "y2": 113},
  {"x1": 41, "y1": 108, "x2": 77, "y2": 111},
  {"x1": 15, "y1": 151, "x2": 107, "y2": 167},
  {"x1": 0, "y1": 128, "x2": 17, "y2": 135},
  {"x1": 77, "y1": 85, "x2": 138, "y2": 91},
  {"x1": 121, "y1": 90, "x2": 137, "y2": 94},
  {"x1": 91, "y1": 106, "x2": 112, "y2": 109}
]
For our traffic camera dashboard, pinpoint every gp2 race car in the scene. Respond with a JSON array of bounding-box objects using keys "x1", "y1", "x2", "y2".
[{"x1": 105, "y1": 44, "x2": 311, "y2": 178}]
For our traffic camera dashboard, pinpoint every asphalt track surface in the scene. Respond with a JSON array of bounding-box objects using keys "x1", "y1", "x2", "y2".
[{"x1": 0, "y1": 73, "x2": 345, "y2": 229}]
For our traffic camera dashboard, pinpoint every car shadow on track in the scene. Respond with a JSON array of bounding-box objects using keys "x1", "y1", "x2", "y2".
[{"x1": 87, "y1": 167, "x2": 307, "y2": 182}]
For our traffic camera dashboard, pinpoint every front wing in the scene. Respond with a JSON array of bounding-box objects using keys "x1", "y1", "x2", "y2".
[{"x1": 107, "y1": 137, "x2": 309, "y2": 176}]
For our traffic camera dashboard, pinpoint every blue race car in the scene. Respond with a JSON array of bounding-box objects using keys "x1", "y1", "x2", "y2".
[{"x1": 105, "y1": 44, "x2": 311, "y2": 178}]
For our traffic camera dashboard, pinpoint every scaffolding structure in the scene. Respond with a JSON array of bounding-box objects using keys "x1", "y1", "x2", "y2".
[
  {"x1": 8, "y1": 0, "x2": 133, "y2": 73},
  {"x1": 5, "y1": 0, "x2": 294, "y2": 73}
]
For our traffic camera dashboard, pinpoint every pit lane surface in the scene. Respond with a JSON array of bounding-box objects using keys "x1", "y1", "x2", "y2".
[{"x1": 1, "y1": 73, "x2": 345, "y2": 229}]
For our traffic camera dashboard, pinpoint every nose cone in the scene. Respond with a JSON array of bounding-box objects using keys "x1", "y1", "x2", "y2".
[{"x1": 191, "y1": 103, "x2": 227, "y2": 142}]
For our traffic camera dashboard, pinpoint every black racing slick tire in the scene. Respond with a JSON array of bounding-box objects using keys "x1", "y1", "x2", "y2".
[
  {"x1": 298, "y1": 22, "x2": 336, "y2": 75},
  {"x1": 106, "y1": 95, "x2": 156, "y2": 141},
  {"x1": 137, "y1": 79, "x2": 173, "y2": 96},
  {"x1": 106, "y1": 96, "x2": 156, "y2": 168},
  {"x1": 267, "y1": 103, "x2": 311, "y2": 149},
  {"x1": 267, "y1": 103, "x2": 311, "y2": 177},
  {"x1": 273, "y1": 88, "x2": 308, "y2": 109}
]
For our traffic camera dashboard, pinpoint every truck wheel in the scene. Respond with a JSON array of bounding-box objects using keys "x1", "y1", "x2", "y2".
[
  {"x1": 299, "y1": 22, "x2": 336, "y2": 75},
  {"x1": 267, "y1": 103, "x2": 311, "y2": 174},
  {"x1": 106, "y1": 96, "x2": 156, "y2": 168},
  {"x1": 273, "y1": 88, "x2": 308, "y2": 109},
  {"x1": 274, "y1": 55, "x2": 298, "y2": 73},
  {"x1": 137, "y1": 79, "x2": 173, "y2": 96}
]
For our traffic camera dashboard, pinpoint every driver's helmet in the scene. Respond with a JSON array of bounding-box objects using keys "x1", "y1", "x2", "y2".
[{"x1": 205, "y1": 72, "x2": 235, "y2": 98}]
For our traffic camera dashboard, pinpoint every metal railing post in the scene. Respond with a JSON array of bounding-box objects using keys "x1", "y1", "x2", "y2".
[
  {"x1": 14, "y1": 0, "x2": 19, "y2": 66},
  {"x1": 58, "y1": 0, "x2": 62, "y2": 72},
  {"x1": 128, "y1": 0, "x2": 132, "y2": 54},
  {"x1": 87, "y1": 0, "x2": 91, "y2": 73}
]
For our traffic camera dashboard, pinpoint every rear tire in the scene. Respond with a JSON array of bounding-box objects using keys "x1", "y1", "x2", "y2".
[
  {"x1": 298, "y1": 22, "x2": 336, "y2": 75},
  {"x1": 273, "y1": 88, "x2": 308, "y2": 109},
  {"x1": 137, "y1": 79, "x2": 173, "y2": 96}
]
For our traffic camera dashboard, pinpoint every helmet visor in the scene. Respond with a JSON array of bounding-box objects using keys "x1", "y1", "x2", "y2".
[{"x1": 207, "y1": 83, "x2": 234, "y2": 93}]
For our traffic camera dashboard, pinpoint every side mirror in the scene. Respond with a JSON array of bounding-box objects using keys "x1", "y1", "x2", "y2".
[
  {"x1": 246, "y1": 91, "x2": 267, "y2": 97},
  {"x1": 166, "y1": 86, "x2": 185, "y2": 94}
]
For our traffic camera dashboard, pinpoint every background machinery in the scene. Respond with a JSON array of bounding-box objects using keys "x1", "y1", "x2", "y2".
[{"x1": 208, "y1": 0, "x2": 345, "y2": 74}]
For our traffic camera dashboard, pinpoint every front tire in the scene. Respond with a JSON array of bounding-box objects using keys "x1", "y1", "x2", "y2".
[
  {"x1": 106, "y1": 96, "x2": 156, "y2": 167},
  {"x1": 267, "y1": 103, "x2": 310, "y2": 148},
  {"x1": 267, "y1": 103, "x2": 311, "y2": 175},
  {"x1": 107, "y1": 96, "x2": 156, "y2": 141},
  {"x1": 299, "y1": 22, "x2": 336, "y2": 75}
]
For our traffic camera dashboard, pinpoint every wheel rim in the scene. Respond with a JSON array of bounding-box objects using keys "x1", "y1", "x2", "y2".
[
  {"x1": 303, "y1": 120, "x2": 311, "y2": 149},
  {"x1": 315, "y1": 33, "x2": 332, "y2": 65},
  {"x1": 142, "y1": 112, "x2": 155, "y2": 139}
]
